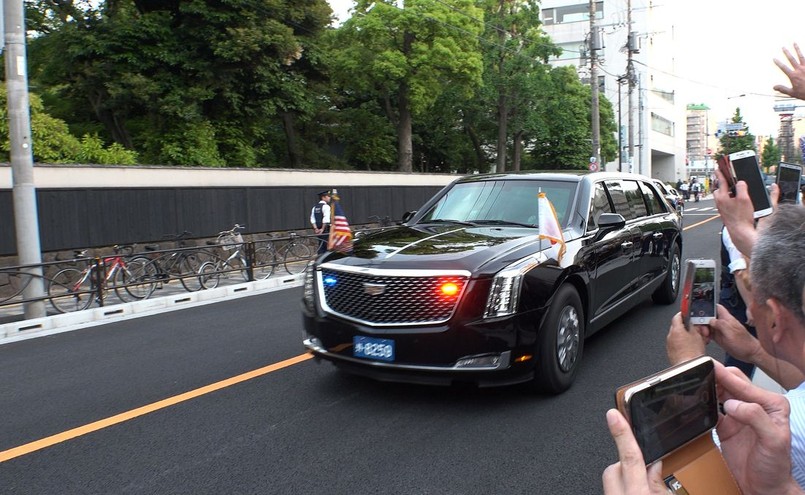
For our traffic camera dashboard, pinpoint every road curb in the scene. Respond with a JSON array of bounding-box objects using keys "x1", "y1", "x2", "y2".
[{"x1": 0, "y1": 273, "x2": 303, "y2": 345}]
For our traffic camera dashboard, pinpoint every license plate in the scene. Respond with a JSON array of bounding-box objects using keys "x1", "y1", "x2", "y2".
[{"x1": 353, "y1": 336, "x2": 395, "y2": 362}]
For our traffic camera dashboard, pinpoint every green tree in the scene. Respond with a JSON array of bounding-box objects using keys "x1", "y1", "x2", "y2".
[
  {"x1": 28, "y1": 0, "x2": 332, "y2": 167},
  {"x1": 760, "y1": 136, "x2": 781, "y2": 172},
  {"x1": 717, "y1": 108, "x2": 756, "y2": 158},
  {"x1": 0, "y1": 87, "x2": 137, "y2": 164},
  {"x1": 330, "y1": 0, "x2": 483, "y2": 172},
  {"x1": 478, "y1": 0, "x2": 560, "y2": 172}
]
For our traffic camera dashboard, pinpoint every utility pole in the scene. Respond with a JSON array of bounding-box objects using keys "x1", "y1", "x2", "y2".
[
  {"x1": 589, "y1": 0, "x2": 601, "y2": 168},
  {"x1": 626, "y1": 0, "x2": 636, "y2": 173},
  {"x1": 5, "y1": 0, "x2": 46, "y2": 318}
]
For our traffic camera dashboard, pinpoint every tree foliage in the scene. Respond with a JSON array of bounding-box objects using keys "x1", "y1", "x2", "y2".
[
  {"x1": 760, "y1": 136, "x2": 780, "y2": 171},
  {"x1": 22, "y1": 0, "x2": 618, "y2": 173},
  {"x1": 717, "y1": 108, "x2": 756, "y2": 158}
]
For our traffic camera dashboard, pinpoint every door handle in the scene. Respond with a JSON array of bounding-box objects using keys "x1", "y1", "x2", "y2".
[
  {"x1": 621, "y1": 241, "x2": 633, "y2": 249},
  {"x1": 653, "y1": 232, "x2": 664, "y2": 239}
]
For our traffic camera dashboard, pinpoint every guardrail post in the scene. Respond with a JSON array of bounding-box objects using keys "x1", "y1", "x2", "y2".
[{"x1": 245, "y1": 241, "x2": 255, "y2": 282}]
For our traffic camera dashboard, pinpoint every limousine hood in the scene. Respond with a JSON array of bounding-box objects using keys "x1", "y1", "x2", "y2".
[{"x1": 323, "y1": 223, "x2": 558, "y2": 272}]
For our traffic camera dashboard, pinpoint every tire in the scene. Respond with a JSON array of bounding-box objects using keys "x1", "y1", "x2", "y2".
[
  {"x1": 255, "y1": 246, "x2": 277, "y2": 279},
  {"x1": 532, "y1": 284, "x2": 584, "y2": 394},
  {"x1": 198, "y1": 261, "x2": 220, "y2": 289},
  {"x1": 0, "y1": 271, "x2": 31, "y2": 304},
  {"x1": 117, "y1": 257, "x2": 157, "y2": 301},
  {"x1": 178, "y1": 252, "x2": 205, "y2": 292},
  {"x1": 284, "y1": 242, "x2": 312, "y2": 275},
  {"x1": 652, "y1": 242, "x2": 681, "y2": 304},
  {"x1": 49, "y1": 267, "x2": 93, "y2": 313}
]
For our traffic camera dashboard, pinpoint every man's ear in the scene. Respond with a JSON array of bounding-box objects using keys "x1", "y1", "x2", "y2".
[{"x1": 766, "y1": 298, "x2": 795, "y2": 344}]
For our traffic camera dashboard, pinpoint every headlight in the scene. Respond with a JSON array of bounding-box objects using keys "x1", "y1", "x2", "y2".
[{"x1": 484, "y1": 252, "x2": 547, "y2": 318}]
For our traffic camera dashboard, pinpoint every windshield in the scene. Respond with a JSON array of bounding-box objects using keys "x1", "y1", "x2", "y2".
[{"x1": 419, "y1": 179, "x2": 577, "y2": 228}]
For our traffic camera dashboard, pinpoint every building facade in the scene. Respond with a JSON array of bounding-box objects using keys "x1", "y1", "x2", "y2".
[{"x1": 540, "y1": 0, "x2": 687, "y2": 182}]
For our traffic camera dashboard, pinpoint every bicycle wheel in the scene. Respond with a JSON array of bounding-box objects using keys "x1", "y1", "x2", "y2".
[
  {"x1": 284, "y1": 241, "x2": 313, "y2": 275},
  {"x1": 48, "y1": 268, "x2": 93, "y2": 313},
  {"x1": 178, "y1": 251, "x2": 206, "y2": 292},
  {"x1": 254, "y1": 245, "x2": 277, "y2": 279},
  {"x1": 198, "y1": 261, "x2": 221, "y2": 289},
  {"x1": 0, "y1": 271, "x2": 32, "y2": 304},
  {"x1": 117, "y1": 257, "x2": 158, "y2": 301}
]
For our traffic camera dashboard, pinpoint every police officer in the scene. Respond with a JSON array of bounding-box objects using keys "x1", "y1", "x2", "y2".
[{"x1": 310, "y1": 190, "x2": 331, "y2": 254}]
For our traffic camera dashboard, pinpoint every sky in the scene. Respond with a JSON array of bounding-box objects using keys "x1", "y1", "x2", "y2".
[{"x1": 326, "y1": 0, "x2": 805, "y2": 137}]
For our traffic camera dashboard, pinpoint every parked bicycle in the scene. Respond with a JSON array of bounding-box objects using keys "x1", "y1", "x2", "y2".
[
  {"x1": 0, "y1": 269, "x2": 32, "y2": 305},
  {"x1": 47, "y1": 245, "x2": 156, "y2": 313},
  {"x1": 132, "y1": 231, "x2": 214, "y2": 292},
  {"x1": 198, "y1": 224, "x2": 250, "y2": 289},
  {"x1": 254, "y1": 232, "x2": 314, "y2": 278}
]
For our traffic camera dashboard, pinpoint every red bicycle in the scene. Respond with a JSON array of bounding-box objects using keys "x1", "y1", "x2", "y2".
[{"x1": 47, "y1": 245, "x2": 157, "y2": 313}]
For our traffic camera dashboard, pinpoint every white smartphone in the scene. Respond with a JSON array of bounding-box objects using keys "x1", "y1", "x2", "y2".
[
  {"x1": 615, "y1": 356, "x2": 718, "y2": 465},
  {"x1": 683, "y1": 259, "x2": 717, "y2": 325},
  {"x1": 777, "y1": 162, "x2": 803, "y2": 205},
  {"x1": 728, "y1": 150, "x2": 773, "y2": 218}
]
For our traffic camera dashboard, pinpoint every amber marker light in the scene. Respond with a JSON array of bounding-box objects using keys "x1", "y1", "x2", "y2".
[
  {"x1": 439, "y1": 282, "x2": 460, "y2": 297},
  {"x1": 514, "y1": 354, "x2": 533, "y2": 363}
]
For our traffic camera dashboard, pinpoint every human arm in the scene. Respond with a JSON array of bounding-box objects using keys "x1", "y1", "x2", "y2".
[
  {"x1": 709, "y1": 305, "x2": 805, "y2": 390},
  {"x1": 714, "y1": 363, "x2": 804, "y2": 495},
  {"x1": 713, "y1": 168, "x2": 757, "y2": 258},
  {"x1": 602, "y1": 409, "x2": 667, "y2": 495},
  {"x1": 774, "y1": 43, "x2": 805, "y2": 101}
]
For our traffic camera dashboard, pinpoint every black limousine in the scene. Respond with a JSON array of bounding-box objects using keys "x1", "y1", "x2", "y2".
[{"x1": 302, "y1": 172, "x2": 683, "y2": 393}]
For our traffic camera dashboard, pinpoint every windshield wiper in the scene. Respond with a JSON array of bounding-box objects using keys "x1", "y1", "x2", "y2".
[
  {"x1": 424, "y1": 219, "x2": 478, "y2": 227},
  {"x1": 472, "y1": 219, "x2": 536, "y2": 228}
]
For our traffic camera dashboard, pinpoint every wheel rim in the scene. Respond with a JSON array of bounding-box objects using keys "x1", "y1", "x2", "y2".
[
  {"x1": 670, "y1": 253, "x2": 680, "y2": 293},
  {"x1": 556, "y1": 305, "x2": 580, "y2": 372}
]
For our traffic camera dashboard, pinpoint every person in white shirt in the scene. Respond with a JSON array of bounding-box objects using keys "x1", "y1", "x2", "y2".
[{"x1": 310, "y1": 190, "x2": 331, "y2": 254}]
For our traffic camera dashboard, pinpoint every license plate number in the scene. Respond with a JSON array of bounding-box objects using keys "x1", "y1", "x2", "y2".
[{"x1": 353, "y1": 336, "x2": 395, "y2": 362}]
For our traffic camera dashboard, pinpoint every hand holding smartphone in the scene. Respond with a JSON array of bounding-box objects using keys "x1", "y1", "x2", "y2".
[{"x1": 728, "y1": 150, "x2": 773, "y2": 218}]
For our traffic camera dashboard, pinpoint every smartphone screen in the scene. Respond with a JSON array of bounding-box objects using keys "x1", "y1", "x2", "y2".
[
  {"x1": 730, "y1": 153, "x2": 773, "y2": 216},
  {"x1": 628, "y1": 359, "x2": 717, "y2": 464},
  {"x1": 778, "y1": 163, "x2": 803, "y2": 205},
  {"x1": 690, "y1": 265, "x2": 716, "y2": 323}
]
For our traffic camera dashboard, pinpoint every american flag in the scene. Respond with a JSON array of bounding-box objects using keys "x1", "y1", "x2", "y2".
[{"x1": 327, "y1": 191, "x2": 353, "y2": 254}]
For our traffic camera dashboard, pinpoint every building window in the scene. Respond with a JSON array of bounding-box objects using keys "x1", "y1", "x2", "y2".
[
  {"x1": 652, "y1": 113, "x2": 674, "y2": 137},
  {"x1": 542, "y1": 2, "x2": 603, "y2": 25}
]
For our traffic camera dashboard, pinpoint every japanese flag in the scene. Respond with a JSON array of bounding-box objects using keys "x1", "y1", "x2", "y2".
[{"x1": 537, "y1": 192, "x2": 566, "y2": 262}]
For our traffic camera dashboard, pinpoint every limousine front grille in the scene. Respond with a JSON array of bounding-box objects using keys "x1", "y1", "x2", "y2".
[{"x1": 319, "y1": 267, "x2": 470, "y2": 326}]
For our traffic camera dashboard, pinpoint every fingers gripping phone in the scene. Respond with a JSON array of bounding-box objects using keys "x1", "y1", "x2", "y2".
[
  {"x1": 681, "y1": 259, "x2": 717, "y2": 328},
  {"x1": 728, "y1": 150, "x2": 773, "y2": 218},
  {"x1": 615, "y1": 356, "x2": 717, "y2": 465},
  {"x1": 777, "y1": 162, "x2": 803, "y2": 205},
  {"x1": 614, "y1": 357, "x2": 741, "y2": 494}
]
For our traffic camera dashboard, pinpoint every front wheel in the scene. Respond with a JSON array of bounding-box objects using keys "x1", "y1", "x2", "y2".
[
  {"x1": 652, "y1": 243, "x2": 681, "y2": 304},
  {"x1": 254, "y1": 246, "x2": 277, "y2": 279},
  {"x1": 284, "y1": 242, "x2": 312, "y2": 275},
  {"x1": 532, "y1": 284, "x2": 584, "y2": 394},
  {"x1": 116, "y1": 257, "x2": 158, "y2": 301},
  {"x1": 198, "y1": 261, "x2": 220, "y2": 289},
  {"x1": 48, "y1": 268, "x2": 93, "y2": 313}
]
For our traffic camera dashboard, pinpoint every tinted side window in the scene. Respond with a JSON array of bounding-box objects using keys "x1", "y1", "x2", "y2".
[
  {"x1": 640, "y1": 181, "x2": 667, "y2": 215},
  {"x1": 623, "y1": 180, "x2": 648, "y2": 218},
  {"x1": 588, "y1": 182, "x2": 613, "y2": 231},
  {"x1": 605, "y1": 181, "x2": 635, "y2": 220}
]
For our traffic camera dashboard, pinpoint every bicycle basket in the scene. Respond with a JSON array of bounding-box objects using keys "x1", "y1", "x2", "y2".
[{"x1": 219, "y1": 232, "x2": 243, "y2": 250}]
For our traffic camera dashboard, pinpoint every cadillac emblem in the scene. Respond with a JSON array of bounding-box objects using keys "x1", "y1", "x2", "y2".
[{"x1": 363, "y1": 283, "x2": 386, "y2": 296}]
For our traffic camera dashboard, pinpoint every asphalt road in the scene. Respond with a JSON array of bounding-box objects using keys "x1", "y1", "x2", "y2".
[{"x1": 0, "y1": 201, "x2": 724, "y2": 494}]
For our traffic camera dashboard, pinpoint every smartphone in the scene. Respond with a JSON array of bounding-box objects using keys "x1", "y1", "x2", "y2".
[
  {"x1": 777, "y1": 162, "x2": 803, "y2": 205},
  {"x1": 615, "y1": 356, "x2": 718, "y2": 465},
  {"x1": 717, "y1": 155, "x2": 737, "y2": 195},
  {"x1": 682, "y1": 259, "x2": 717, "y2": 326},
  {"x1": 728, "y1": 150, "x2": 773, "y2": 218}
]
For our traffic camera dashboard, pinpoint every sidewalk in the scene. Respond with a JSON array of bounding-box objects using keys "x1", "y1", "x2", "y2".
[{"x1": 0, "y1": 273, "x2": 303, "y2": 345}]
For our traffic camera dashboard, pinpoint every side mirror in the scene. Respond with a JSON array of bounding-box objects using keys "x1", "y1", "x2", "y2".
[
  {"x1": 401, "y1": 211, "x2": 417, "y2": 223},
  {"x1": 597, "y1": 213, "x2": 626, "y2": 230}
]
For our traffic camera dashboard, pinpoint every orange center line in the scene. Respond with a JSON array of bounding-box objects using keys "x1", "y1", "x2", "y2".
[
  {"x1": 0, "y1": 353, "x2": 314, "y2": 463},
  {"x1": 683, "y1": 214, "x2": 720, "y2": 231}
]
